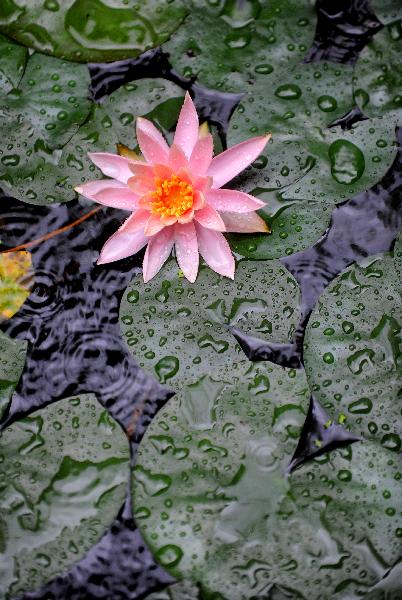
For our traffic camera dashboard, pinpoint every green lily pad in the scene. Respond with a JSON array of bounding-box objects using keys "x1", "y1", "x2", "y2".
[
  {"x1": 304, "y1": 254, "x2": 402, "y2": 449},
  {"x1": 0, "y1": 330, "x2": 26, "y2": 420},
  {"x1": 119, "y1": 258, "x2": 301, "y2": 392},
  {"x1": 353, "y1": 19, "x2": 402, "y2": 120},
  {"x1": 0, "y1": 0, "x2": 187, "y2": 63},
  {"x1": 0, "y1": 40, "x2": 91, "y2": 204},
  {"x1": 282, "y1": 117, "x2": 398, "y2": 203},
  {"x1": 371, "y1": 0, "x2": 402, "y2": 24},
  {"x1": 0, "y1": 394, "x2": 130, "y2": 598},
  {"x1": 164, "y1": 0, "x2": 316, "y2": 92},
  {"x1": 227, "y1": 61, "x2": 355, "y2": 192},
  {"x1": 228, "y1": 197, "x2": 332, "y2": 259},
  {"x1": 1, "y1": 73, "x2": 183, "y2": 204},
  {"x1": 133, "y1": 361, "x2": 401, "y2": 599}
]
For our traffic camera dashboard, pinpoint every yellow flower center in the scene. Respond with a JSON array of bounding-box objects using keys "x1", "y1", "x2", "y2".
[{"x1": 150, "y1": 174, "x2": 194, "y2": 218}]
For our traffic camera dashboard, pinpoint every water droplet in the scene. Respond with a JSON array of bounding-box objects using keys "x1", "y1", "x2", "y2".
[
  {"x1": 274, "y1": 84, "x2": 302, "y2": 100},
  {"x1": 154, "y1": 356, "x2": 179, "y2": 384},
  {"x1": 317, "y1": 95, "x2": 338, "y2": 112},
  {"x1": 328, "y1": 139, "x2": 365, "y2": 185}
]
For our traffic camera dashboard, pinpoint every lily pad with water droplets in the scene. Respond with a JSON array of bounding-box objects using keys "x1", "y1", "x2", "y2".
[
  {"x1": 228, "y1": 198, "x2": 332, "y2": 259},
  {"x1": 227, "y1": 61, "x2": 355, "y2": 192},
  {"x1": 0, "y1": 70, "x2": 183, "y2": 204},
  {"x1": 0, "y1": 41, "x2": 91, "y2": 204},
  {"x1": 353, "y1": 19, "x2": 402, "y2": 121},
  {"x1": 133, "y1": 361, "x2": 401, "y2": 599},
  {"x1": 0, "y1": 330, "x2": 26, "y2": 420},
  {"x1": 0, "y1": 394, "x2": 130, "y2": 598},
  {"x1": 163, "y1": 0, "x2": 316, "y2": 92},
  {"x1": 281, "y1": 117, "x2": 398, "y2": 203},
  {"x1": 304, "y1": 254, "x2": 402, "y2": 450},
  {"x1": 0, "y1": 0, "x2": 188, "y2": 64},
  {"x1": 119, "y1": 258, "x2": 301, "y2": 392}
]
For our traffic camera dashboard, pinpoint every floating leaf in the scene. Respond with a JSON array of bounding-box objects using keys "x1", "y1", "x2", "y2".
[
  {"x1": 0, "y1": 330, "x2": 26, "y2": 420},
  {"x1": 282, "y1": 117, "x2": 398, "y2": 203},
  {"x1": 0, "y1": 394, "x2": 130, "y2": 598},
  {"x1": 227, "y1": 61, "x2": 355, "y2": 192},
  {"x1": 0, "y1": 68, "x2": 183, "y2": 204},
  {"x1": 353, "y1": 19, "x2": 402, "y2": 120},
  {"x1": 133, "y1": 362, "x2": 401, "y2": 599},
  {"x1": 304, "y1": 254, "x2": 402, "y2": 449},
  {"x1": 164, "y1": 0, "x2": 316, "y2": 91},
  {"x1": 119, "y1": 258, "x2": 301, "y2": 391},
  {"x1": 0, "y1": 251, "x2": 33, "y2": 320},
  {"x1": 0, "y1": 39, "x2": 91, "y2": 204},
  {"x1": 0, "y1": 0, "x2": 187, "y2": 63},
  {"x1": 228, "y1": 198, "x2": 331, "y2": 259}
]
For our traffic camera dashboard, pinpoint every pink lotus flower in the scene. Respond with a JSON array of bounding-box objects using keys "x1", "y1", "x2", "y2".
[{"x1": 75, "y1": 93, "x2": 270, "y2": 283}]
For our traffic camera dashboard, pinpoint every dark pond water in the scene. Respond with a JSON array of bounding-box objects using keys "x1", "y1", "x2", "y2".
[{"x1": 0, "y1": 1, "x2": 401, "y2": 598}]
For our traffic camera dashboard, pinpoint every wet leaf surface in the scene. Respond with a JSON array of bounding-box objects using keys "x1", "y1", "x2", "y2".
[
  {"x1": 119, "y1": 258, "x2": 301, "y2": 391},
  {"x1": 281, "y1": 118, "x2": 398, "y2": 203},
  {"x1": 304, "y1": 254, "x2": 402, "y2": 448},
  {"x1": 133, "y1": 361, "x2": 401, "y2": 599},
  {"x1": 228, "y1": 198, "x2": 331, "y2": 259},
  {"x1": 353, "y1": 19, "x2": 402, "y2": 119},
  {"x1": 0, "y1": 330, "x2": 26, "y2": 420},
  {"x1": 0, "y1": 394, "x2": 130, "y2": 598},
  {"x1": 0, "y1": 0, "x2": 188, "y2": 63},
  {"x1": 163, "y1": 0, "x2": 316, "y2": 91},
  {"x1": 0, "y1": 41, "x2": 91, "y2": 204}
]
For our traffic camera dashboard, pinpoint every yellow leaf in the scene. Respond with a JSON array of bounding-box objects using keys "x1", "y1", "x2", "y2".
[{"x1": 0, "y1": 251, "x2": 33, "y2": 321}]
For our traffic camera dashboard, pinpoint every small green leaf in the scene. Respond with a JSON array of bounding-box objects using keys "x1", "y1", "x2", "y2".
[{"x1": 0, "y1": 394, "x2": 130, "y2": 597}]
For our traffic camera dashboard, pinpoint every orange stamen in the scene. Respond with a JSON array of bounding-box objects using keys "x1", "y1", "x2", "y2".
[{"x1": 149, "y1": 174, "x2": 194, "y2": 219}]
